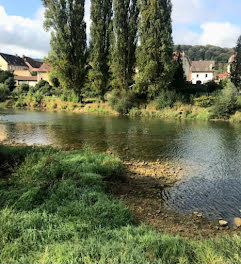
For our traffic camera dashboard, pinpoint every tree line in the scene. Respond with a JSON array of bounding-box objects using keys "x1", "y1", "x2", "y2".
[{"x1": 42, "y1": 0, "x2": 177, "y2": 106}]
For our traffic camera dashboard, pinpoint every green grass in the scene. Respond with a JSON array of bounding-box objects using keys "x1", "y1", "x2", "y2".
[{"x1": 0, "y1": 145, "x2": 241, "y2": 263}]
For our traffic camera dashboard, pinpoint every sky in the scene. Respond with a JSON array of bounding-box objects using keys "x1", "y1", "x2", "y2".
[{"x1": 0, "y1": 0, "x2": 241, "y2": 58}]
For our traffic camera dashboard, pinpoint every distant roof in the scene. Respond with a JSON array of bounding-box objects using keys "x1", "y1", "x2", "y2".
[
  {"x1": 0, "y1": 53, "x2": 27, "y2": 67},
  {"x1": 192, "y1": 61, "x2": 215, "y2": 72},
  {"x1": 14, "y1": 75, "x2": 37, "y2": 81},
  {"x1": 23, "y1": 56, "x2": 43, "y2": 69},
  {"x1": 34, "y1": 63, "x2": 51, "y2": 72},
  {"x1": 218, "y1": 72, "x2": 228, "y2": 79}
]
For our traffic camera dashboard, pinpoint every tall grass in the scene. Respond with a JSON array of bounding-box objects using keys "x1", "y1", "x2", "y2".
[{"x1": 0, "y1": 145, "x2": 241, "y2": 263}]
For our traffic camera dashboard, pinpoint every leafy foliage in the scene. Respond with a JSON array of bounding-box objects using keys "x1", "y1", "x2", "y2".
[
  {"x1": 135, "y1": 0, "x2": 174, "y2": 100},
  {"x1": 155, "y1": 90, "x2": 177, "y2": 110},
  {"x1": 230, "y1": 35, "x2": 241, "y2": 91},
  {"x1": 111, "y1": 0, "x2": 139, "y2": 90},
  {"x1": 0, "y1": 84, "x2": 10, "y2": 102},
  {"x1": 194, "y1": 96, "x2": 216, "y2": 108},
  {"x1": 0, "y1": 70, "x2": 13, "y2": 84},
  {"x1": 211, "y1": 80, "x2": 238, "y2": 119},
  {"x1": 87, "y1": 0, "x2": 112, "y2": 100},
  {"x1": 13, "y1": 83, "x2": 30, "y2": 97},
  {"x1": 42, "y1": 0, "x2": 87, "y2": 98}
]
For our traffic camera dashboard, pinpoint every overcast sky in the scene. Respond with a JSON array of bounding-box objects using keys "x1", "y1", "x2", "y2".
[{"x1": 0, "y1": 0, "x2": 240, "y2": 58}]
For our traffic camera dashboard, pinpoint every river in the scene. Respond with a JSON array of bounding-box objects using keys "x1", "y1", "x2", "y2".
[{"x1": 1, "y1": 109, "x2": 241, "y2": 224}]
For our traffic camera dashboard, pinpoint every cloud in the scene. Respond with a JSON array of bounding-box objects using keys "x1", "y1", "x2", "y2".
[
  {"x1": 172, "y1": 0, "x2": 241, "y2": 47},
  {"x1": 0, "y1": 5, "x2": 50, "y2": 58},
  {"x1": 173, "y1": 22, "x2": 241, "y2": 48}
]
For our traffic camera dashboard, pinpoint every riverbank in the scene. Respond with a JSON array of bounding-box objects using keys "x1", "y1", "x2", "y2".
[
  {"x1": 2, "y1": 95, "x2": 241, "y2": 122},
  {"x1": 1, "y1": 144, "x2": 241, "y2": 263}
]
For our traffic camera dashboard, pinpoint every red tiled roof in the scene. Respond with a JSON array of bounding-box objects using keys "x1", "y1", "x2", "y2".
[{"x1": 218, "y1": 72, "x2": 228, "y2": 79}]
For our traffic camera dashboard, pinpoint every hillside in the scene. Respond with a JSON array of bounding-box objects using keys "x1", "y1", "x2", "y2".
[{"x1": 174, "y1": 45, "x2": 234, "y2": 64}]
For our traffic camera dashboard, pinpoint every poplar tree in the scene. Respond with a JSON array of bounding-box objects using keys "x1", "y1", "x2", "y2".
[
  {"x1": 42, "y1": 0, "x2": 87, "y2": 100},
  {"x1": 231, "y1": 35, "x2": 241, "y2": 91},
  {"x1": 111, "y1": 0, "x2": 139, "y2": 90},
  {"x1": 88, "y1": 0, "x2": 113, "y2": 100},
  {"x1": 135, "y1": 0, "x2": 174, "y2": 100}
]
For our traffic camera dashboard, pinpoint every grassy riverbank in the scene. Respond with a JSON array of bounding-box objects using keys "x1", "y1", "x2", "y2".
[
  {"x1": 3, "y1": 95, "x2": 241, "y2": 122},
  {"x1": 0, "y1": 145, "x2": 241, "y2": 263}
]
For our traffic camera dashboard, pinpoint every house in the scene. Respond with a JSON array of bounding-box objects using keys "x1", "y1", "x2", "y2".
[
  {"x1": 0, "y1": 53, "x2": 28, "y2": 72},
  {"x1": 23, "y1": 56, "x2": 43, "y2": 72},
  {"x1": 14, "y1": 75, "x2": 38, "y2": 87},
  {"x1": 191, "y1": 60, "x2": 215, "y2": 84},
  {"x1": 173, "y1": 52, "x2": 192, "y2": 81}
]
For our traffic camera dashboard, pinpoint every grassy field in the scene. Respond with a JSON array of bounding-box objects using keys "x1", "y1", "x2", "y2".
[{"x1": 0, "y1": 145, "x2": 241, "y2": 263}]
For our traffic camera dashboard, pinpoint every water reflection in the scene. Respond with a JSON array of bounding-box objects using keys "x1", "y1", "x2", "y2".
[{"x1": 1, "y1": 109, "x2": 241, "y2": 224}]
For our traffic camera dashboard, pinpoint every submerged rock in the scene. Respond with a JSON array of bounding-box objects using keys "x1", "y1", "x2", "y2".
[
  {"x1": 234, "y1": 217, "x2": 241, "y2": 227},
  {"x1": 219, "y1": 220, "x2": 228, "y2": 227}
]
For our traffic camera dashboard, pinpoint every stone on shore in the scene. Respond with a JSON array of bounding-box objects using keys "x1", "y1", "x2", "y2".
[{"x1": 234, "y1": 217, "x2": 241, "y2": 227}]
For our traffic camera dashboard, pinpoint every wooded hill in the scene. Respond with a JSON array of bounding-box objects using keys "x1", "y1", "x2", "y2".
[{"x1": 174, "y1": 45, "x2": 234, "y2": 63}]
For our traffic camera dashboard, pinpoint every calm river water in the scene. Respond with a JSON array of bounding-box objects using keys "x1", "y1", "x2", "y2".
[{"x1": 1, "y1": 109, "x2": 241, "y2": 224}]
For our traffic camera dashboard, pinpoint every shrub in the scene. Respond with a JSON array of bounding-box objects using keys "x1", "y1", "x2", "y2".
[
  {"x1": 60, "y1": 90, "x2": 80, "y2": 103},
  {"x1": 108, "y1": 89, "x2": 137, "y2": 114},
  {"x1": 4, "y1": 77, "x2": 15, "y2": 91},
  {"x1": 13, "y1": 83, "x2": 30, "y2": 97},
  {"x1": 155, "y1": 90, "x2": 177, "y2": 110},
  {"x1": 0, "y1": 84, "x2": 10, "y2": 102},
  {"x1": 34, "y1": 80, "x2": 52, "y2": 96},
  {"x1": 0, "y1": 70, "x2": 13, "y2": 83},
  {"x1": 194, "y1": 96, "x2": 216, "y2": 108},
  {"x1": 211, "y1": 80, "x2": 238, "y2": 119}
]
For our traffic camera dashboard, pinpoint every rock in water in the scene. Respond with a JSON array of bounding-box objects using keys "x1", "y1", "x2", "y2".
[
  {"x1": 219, "y1": 220, "x2": 228, "y2": 227},
  {"x1": 234, "y1": 217, "x2": 241, "y2": 227}
]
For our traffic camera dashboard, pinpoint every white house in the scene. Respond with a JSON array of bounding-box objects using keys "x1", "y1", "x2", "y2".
[{"x1": 191, "y1": 60, "x2": 215, "y2": 84}]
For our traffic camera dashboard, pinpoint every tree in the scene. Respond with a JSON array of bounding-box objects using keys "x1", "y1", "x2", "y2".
[
  {"x1": 111, "y1": 0, "x2": 139, "y2": 90},
  {"x1": 88, "y1": 0, "x2": 113, "y2": 100},
  {"x1": 42, "y1": 0, "x2": 87, "y2": 101},
  {"x1": 5, "y1": 77, "x2": 15, "y2": 92},
  {"x1": 0, "y1": 70, "x2": 13, "y2": 84},
  {"x1": 231, "y1": 35, "x2": 241, "y2": 91},
  {"x1": 135, "y1": 0, "x2": 174, "y2": 100},
  {"x1": 171, "y1": 47, "x2": 186, "y2": 93}
]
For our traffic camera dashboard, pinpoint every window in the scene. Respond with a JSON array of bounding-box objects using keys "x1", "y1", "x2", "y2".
[
  {"x1": 205, "y1": 74, "x2": 208, "y2": 78},
  {"x1": 197, "y1": 74, "x2": 199, "y2": 78}
]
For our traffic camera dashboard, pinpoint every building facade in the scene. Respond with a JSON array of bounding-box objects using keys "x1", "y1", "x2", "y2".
[
  {"x1": 191, "y1": 61, "x2": 215, "y2": 84},
  {"x1": 0, "y1": 53, "x2": 29, "y2": 71}
]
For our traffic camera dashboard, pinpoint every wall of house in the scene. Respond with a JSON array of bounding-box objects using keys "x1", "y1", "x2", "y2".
[
  {"x1": 37, "y1": 72, "x2": 50, "y2": 83},
  {"x1": 15, "y1": 80, "x2": 38, "y2": 87},
  {"x1": 182, "y1": 57, "x2": 191, "y2": 81},
  {"x1": 14, "y1": 70, "x2": 31, "y2": 76},
  {"x1": 192, "y1": 72, "x2": 214, "y2": 84},
  {"x1": 9, "y1": 65, "x2": 29, "y2": 71},
  {"x1": 0, "y1": 56, "x2": 9, "y2": 71}
]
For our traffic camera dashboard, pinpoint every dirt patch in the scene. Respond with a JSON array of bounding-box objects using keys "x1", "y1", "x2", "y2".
[{"x1": 107, "y1": 160, "x2": 241, "y2": 239}]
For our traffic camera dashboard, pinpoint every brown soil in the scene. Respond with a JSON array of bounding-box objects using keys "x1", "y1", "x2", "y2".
[{"x1": 107, "y1": 159, "x2": 241, "y2": 240}]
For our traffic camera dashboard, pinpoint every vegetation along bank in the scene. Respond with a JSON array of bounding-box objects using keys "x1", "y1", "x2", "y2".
[{"x1": 0, "y1": 144, "x2": 241, "y2": 263}]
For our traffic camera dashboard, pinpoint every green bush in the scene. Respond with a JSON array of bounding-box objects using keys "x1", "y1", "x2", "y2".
[
  {"x1": 108, "y1": 89, "x2": 137, "y2": 114},
  {"x1": 34, "y1": 80, "x2": 52, "y2": 96},
  {"x1": 194, "y1": 96, "x2": 216, "y2": 108},
  {"x1": 60, "y1": 90, "x2": 80, "y2": 103},
  {"x1": 155, "y1": 90, "x2": 177, "y2": 110},
  {"x1": 211, "y1": 80, "x2": 238, "y2": 119},
  {"x1": 0, "y1": 84, "x2": 10, "y2": 102},
  {"x1": 13, "y1": 83, "x2": 30, "y2": 97},
  {"x1": 4, "y1": 77, "x2": 15, "y2": 91}
]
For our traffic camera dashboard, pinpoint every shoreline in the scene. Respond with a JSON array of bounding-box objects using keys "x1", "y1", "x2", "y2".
[
  {"x1": 1, "y1": 97, "x2": 241, "y2": 123},
  {"x1": 2, "y1": 142, "x2": 241, "y2": 239}
]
